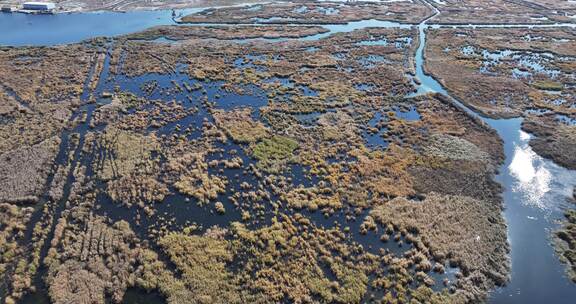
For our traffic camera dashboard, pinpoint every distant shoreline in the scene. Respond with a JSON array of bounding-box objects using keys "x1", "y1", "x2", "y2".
[{"x1": 1, "y1": 0, "x2": 270, "y2": 14}]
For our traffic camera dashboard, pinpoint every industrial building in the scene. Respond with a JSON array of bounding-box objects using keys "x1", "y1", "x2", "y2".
[{"x1": 22, "y1": 2, "x2": 55, "y2": 11}]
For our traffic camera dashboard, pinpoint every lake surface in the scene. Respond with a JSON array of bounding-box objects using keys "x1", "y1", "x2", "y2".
[
  {"x1": 0, "y1": 10, "x2": 200, "y2": 46},
  {"x1": 2, "y1": 6, "x2": 576, "y2": 304}
]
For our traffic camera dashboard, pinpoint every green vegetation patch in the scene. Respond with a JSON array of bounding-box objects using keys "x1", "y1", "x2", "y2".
[
  {"x1": 555, "y1": 209, "x2": 576, "y2": 283},
  {"x1": 230, "y1": 216, "x2": 369, "y2": 303},
  {"x1": 159, "y1": 233, "x2": 242, "y2": 303},
  {"x1": 95, "y1": 127, "x2": 160, "y2": 180},
  {"x1": 532, "y1": 80, "x2": 563, "y2": 91},
  {"x1": 252, "y1": 135, "x2": 299, "y2": 172}
]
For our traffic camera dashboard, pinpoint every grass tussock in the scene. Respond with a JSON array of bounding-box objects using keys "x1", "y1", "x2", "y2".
[
  {"x1": 252, "y1": 135, "x2": 299, "y2": 173},
  {"x1": 369, "y1": 193, "x2": 510, "y2": 298},
  {"x1": 554, "y1": 209, "x2": 576, "y2": 283},
  {"x1": 213, "y1": 108, "x2": 269, "y2": 144},
  {"x1": 95, "y1": 127, "x2": 160, "y2": 180}
]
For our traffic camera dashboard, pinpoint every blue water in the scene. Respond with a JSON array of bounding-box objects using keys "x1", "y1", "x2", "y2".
[
  {"x1": 0, "y1": 9, "x2": 201, "y2": 46},
  {"x1": 411, "y1": 24, "x2": 576, "y2": 304},
  {"x1": 354, "y1": 83, "x2": 375, "y2": 91},
  {"x1": 356, "y1": 39, "x2": 389, "y2": 46},
  {"x1": 409, "y1": 24, "x2": 448, "y2": 97},
  {"x1": 393, "y1": 105, "x2": 421, "y2": 121},
  {"x1": 363, "y1": 112, "x2": 389, "y2": 149},
  {"x1": 300, "y1": 19, "x2": 413, "y2": 41},
  {"x1": 486, "y1": 118, "x2": 576, "y2": 304}
]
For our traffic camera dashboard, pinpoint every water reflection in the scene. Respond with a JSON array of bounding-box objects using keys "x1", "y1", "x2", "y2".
[
  {"x1": 508, "y1": 131, "x2": 552, "y2": 210},
  {"x1": 410, "y1": 21, "x2": 576, "y2": 303}
]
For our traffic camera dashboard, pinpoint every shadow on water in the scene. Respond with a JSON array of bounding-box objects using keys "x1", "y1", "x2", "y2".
[
  {"x1": 20, "y1": 287, "x2": 168, "y2": 304},
  {"x1": 122, "y1": 288, "x2": 166, "y2": 304}
]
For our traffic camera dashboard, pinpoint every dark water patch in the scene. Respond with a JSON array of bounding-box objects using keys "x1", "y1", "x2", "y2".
[
  {"x1": 294, "y1": 111, "x2": 323, "y2": 127},
  {"x1": 304, "y1": 206, "x2": 459, "y2": 295},
  {"x1": 107, "y1": 67, "x2": 268, "y2": 120},
  {"x1": 104, "y1": 64, "x2": 196, "y2": 98},
  {"x1": 363, "y1": 112, "x2": 390, "y2": 149},
  {"x1": 292, "y1": 108, "x2": 334, "y2": 123},
  {"x1": 95, "y1": 137, "x2": 323, "y2": 239},
  {"x1": 80, "y1": 48, "x2": 101, "y2": 101},
  {"x1": 19, "y1": 289, "x2": 51, "y2": 304},
  {"x1": 364, "y1": 129, "x2": 389, "y2": 150},
  {"x1": 152, "y1": 109, "x2": 206, "y2": 139},
  {"x1": 122, "y1": 288, "x2": 166, "y2": 304},
  {"x1": 326, "y1": 153, "x2": 358, "y2": 165},
  {"x1": 286, "y1": 164, "x2": 319, "y2": 188},
  {"x1": 96, "y1": 188, "x2": 244, "y2": 240},
  {"x1": 215, "y1": 86, "x2": 268, "y2": 116},
  {"x1": 262, "y1": 77, "x2": 318, "y2": 103}
]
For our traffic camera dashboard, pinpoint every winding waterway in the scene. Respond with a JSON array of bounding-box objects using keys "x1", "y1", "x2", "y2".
[
  {"x1": 1, "y1": 3, "x2": 576, "y2": 303},
  {"x1": 412, "y1": 20, "x2": 576, "y2": 304}
]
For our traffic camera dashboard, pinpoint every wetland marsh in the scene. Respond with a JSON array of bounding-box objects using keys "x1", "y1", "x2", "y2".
[{"x1": 1, "y1": 1, "x2": 575, "y2": 303}]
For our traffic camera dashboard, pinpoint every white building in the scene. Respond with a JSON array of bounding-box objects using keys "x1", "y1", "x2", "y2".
[{"x1": 22, "y1": 2, "x2": 56, "y2": 11}]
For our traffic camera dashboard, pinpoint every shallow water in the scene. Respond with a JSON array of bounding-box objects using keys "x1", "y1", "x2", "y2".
[{"x1": 364, "y1": 111, "x2": 389, "y2": 149}]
